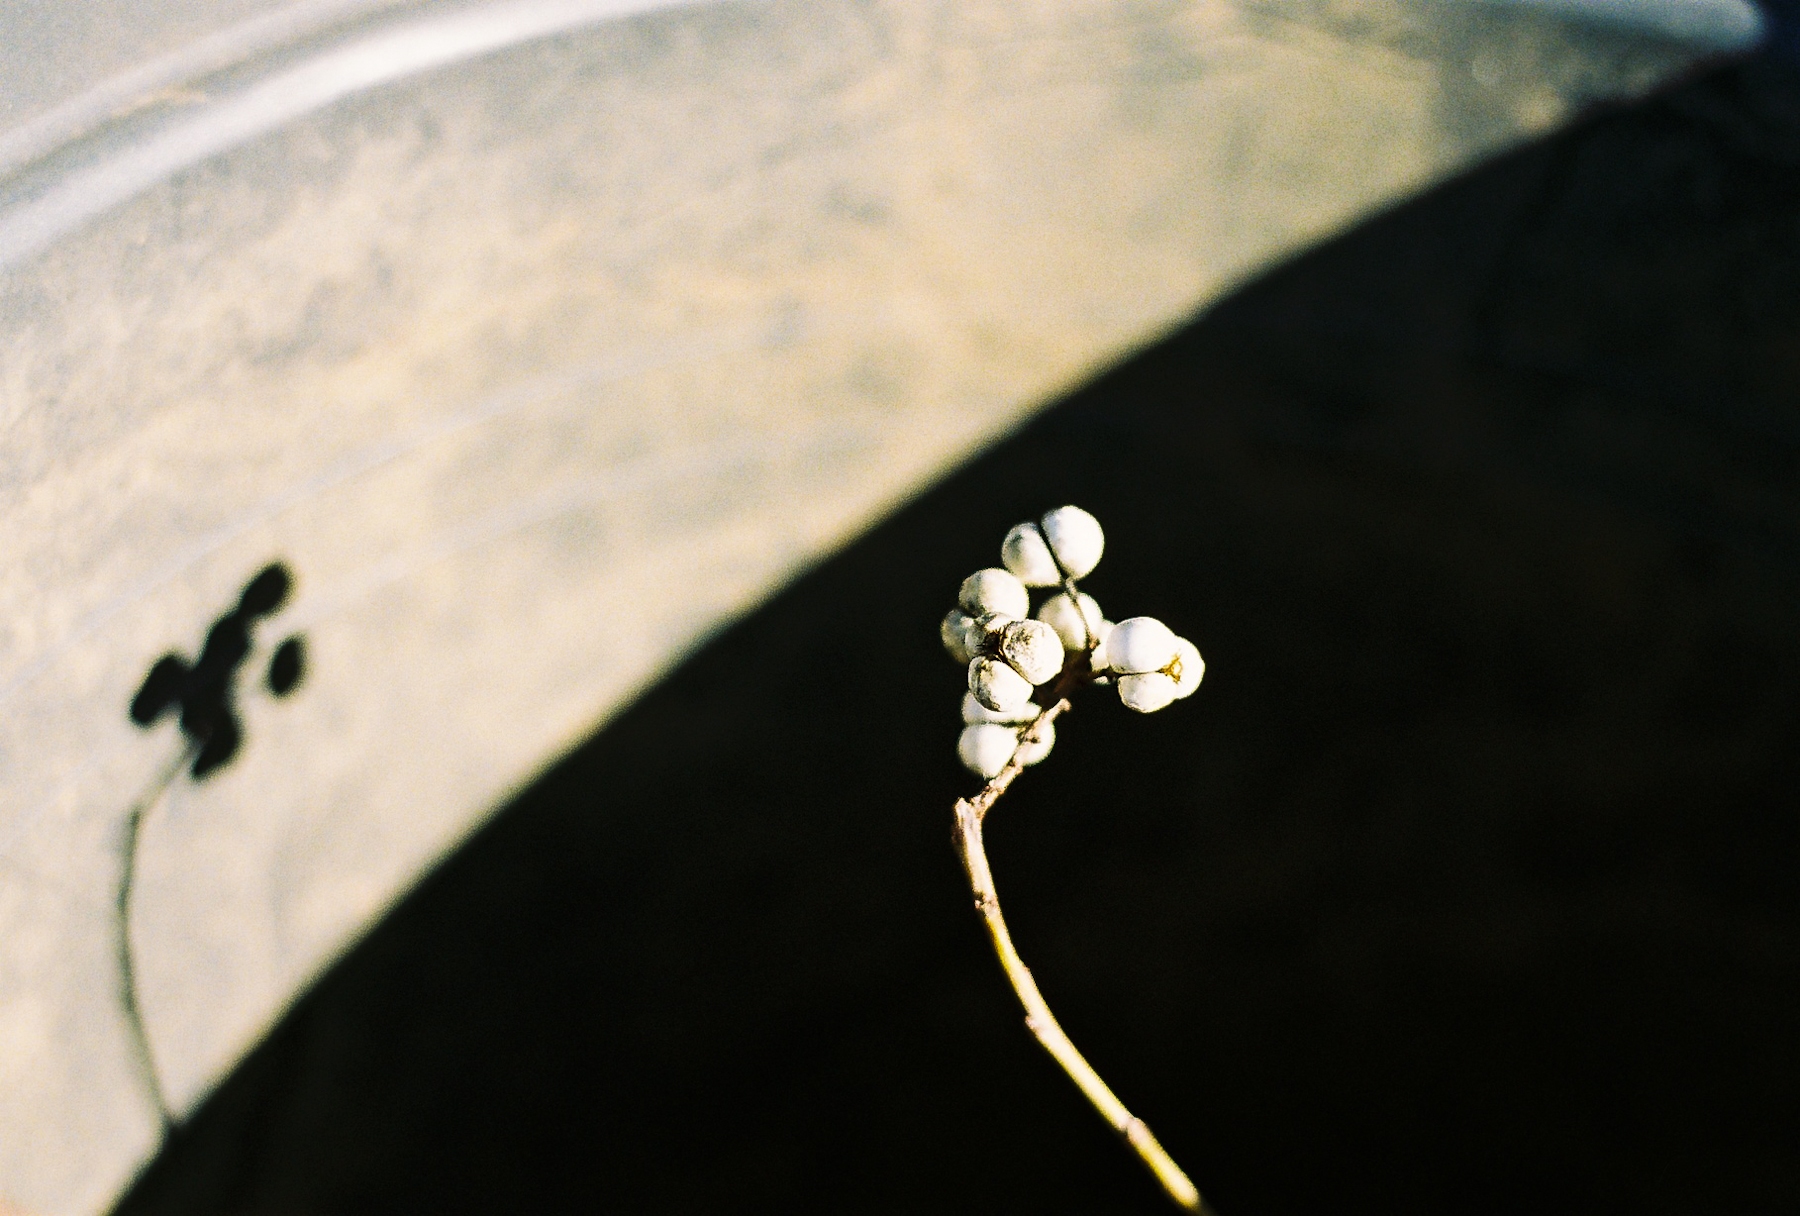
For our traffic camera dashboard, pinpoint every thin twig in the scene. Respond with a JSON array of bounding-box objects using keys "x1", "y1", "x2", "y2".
[
  {"x1": 117, "y1": 744, "x2": 194, "y2": 1134},
  {"x1": 952, "y1": 694, "x2": 1208, "y2": 1212}
]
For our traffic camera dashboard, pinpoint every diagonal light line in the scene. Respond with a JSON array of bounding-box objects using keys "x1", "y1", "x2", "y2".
[{"x1": 0, "y1": 0, "x2": 720, "y2": 270}]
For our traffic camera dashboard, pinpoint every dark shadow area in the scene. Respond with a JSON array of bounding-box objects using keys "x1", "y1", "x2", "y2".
[
  {"x1": 129, "y1": 561, "x2": 305, "y2": 779},
  {"x1": 117, "y1": 54, "x2": 1800, "y2": 1216}
]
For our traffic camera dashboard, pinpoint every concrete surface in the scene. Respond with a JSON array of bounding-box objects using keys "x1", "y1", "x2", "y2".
[
  {"x1": 0, "y1": 0, "x2": 1754, "y2": 1211},
  {"x1": 112, "y1": 50, "x2": 1800, "y2": 1214}
]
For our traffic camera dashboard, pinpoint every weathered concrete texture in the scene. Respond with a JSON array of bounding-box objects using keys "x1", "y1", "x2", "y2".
[{"x1": 0, "y1": 1, "x2": 1737, "y2": 1212}]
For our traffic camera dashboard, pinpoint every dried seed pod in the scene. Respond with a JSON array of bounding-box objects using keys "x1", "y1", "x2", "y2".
[
  {"x1": 999, "y1": 618, "x2": 1063, "y2": 685},
  {"x1": 958, "y1": 723, "x2": 1018, "y2": 779},
  {"x1": 1035, "y1": 591, "x2": 1104, "y2": 650},
  {"x1": 962, "y1": 692, "x2": 1040, "y2": 726},
  {"x1": 1170, "y1": 637, "x2": 1205, "y2": 699},
  {"x1": 1040, "y1": 505, "x2": 1104, "y2": 580},
  {"x1": 1106, "y1": 616, "x2": 1179, "y2": 674},
  {"x1": 968, "y1": 611, "x2": 1016, "y2": 655},
  {"x1": 941, "y1": 608, "x2": 978, "y2": 663},
  {"x1": 959, "y1": 568, "x2": 1029, "y2": 619},
  {"x1": 1000, "y1": 522, "x2": 1061, "y2": 586},
  {"x1": 1117, "y1": 671, "x2": 1179, "y2": 713},
  {"x1": 969, "y1": 655, "x2": 1033, "y2": 713}
]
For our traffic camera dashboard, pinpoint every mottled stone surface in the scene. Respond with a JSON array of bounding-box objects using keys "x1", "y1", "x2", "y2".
[{"x1": 0, "y1": 1, "x2": 1739, "y2": 1211}]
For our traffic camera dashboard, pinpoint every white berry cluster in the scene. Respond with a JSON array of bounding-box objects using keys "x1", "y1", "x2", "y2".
[{"x1": 940, "y1": 505, "x2": 1203, "y2": 778}]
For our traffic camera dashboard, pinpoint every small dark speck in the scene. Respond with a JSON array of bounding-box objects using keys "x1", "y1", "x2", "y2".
[{"x1": 268, "y1": 637, "x2": 305, "y2": 697}]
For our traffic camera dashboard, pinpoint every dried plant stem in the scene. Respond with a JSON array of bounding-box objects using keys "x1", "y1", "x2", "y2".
[{"x1": 953, "y1": 701, "x2": 1206, "y2": 1212}]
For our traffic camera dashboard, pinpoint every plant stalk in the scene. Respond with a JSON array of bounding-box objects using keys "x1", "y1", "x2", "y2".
[{"x1": 952, "y1": 701, "x2": 1206, "y2": 1212}]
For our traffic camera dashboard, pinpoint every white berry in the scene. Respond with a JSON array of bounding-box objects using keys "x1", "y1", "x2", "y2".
[
  {"x1": 958, "y1": 723, "x2": 1018, "y2": 779},
  {"x1": 969, "y1": 655, "x2": 1033, "y2": 713},
  {"x1": 960, "y1": 568, "x2": 1029, "y2": 618},
  {"x1": 1106, "y1": 616, "x2": 1179, "y2": 674},
  {"x1": 1040, "y1": 506, "x2": 1104, "y2": 579},
  {"x1": 1118, "y1": 671, "x2": 1179, "y2": 713},
  {"x1": 999, "y1": 618, "x2": 1063, "y2": 685},
  {"x1": 962, "y1": 692, "x2": 1040, "y2": 725},
  {"x1": 1000, "y1": 522, "x2": 1062, "y2": 586},
  {"x1": 1171, "y1": 637, "x2": 1205, "y2": 699},
  {"x1": 941, "y1": 609, "x2": 977, "y2": 663},
  {"x1": 963, "y1": 614, "x2": 995, "y2": 660},
  {"x1": 1035, "y1": 591, "x2": 1104, "y2": 650}
]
